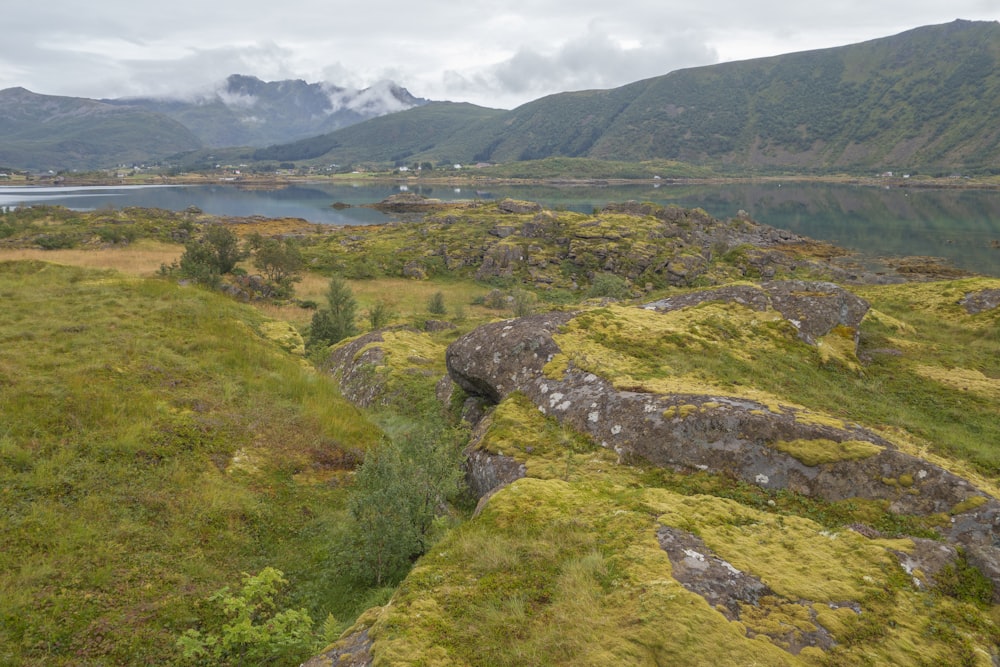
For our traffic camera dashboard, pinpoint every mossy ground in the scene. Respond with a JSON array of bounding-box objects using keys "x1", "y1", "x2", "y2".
[
  {"x1": 352, "y1": 398, "x2": 998, "y2": 666},
  {"x1": 549, "y1": 279, "x2": 1000, "y2": 475},
  {"x1": 3, "y1": 204, "x2": 1000, "y2": 665}
]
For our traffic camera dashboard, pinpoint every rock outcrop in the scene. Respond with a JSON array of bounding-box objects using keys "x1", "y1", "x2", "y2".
[
  {"x1": 643, "y1": 281, "x2": 870, "y2": 345},
  {"x1": 325, "y1": 330, "x2": 391, "y2": 408},
  {"x1": 657, "y1": 526, "x2": 843, "y2": 654},
  {"x1": 365, "y1": 193, "x2": 460, "y2": 213},
  {"x1": 445, "y1": 297, "x2": 1000, "y2": 597},
  {"x1": 961, "y1": 288, "x2": 1000, "y2": 314},
  {"x1": 301, "y1": 627, "x2": 373, "y2": 667}
]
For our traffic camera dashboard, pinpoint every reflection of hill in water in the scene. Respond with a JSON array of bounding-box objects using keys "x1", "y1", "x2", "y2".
[
  {"x1": 3, "y1": 181, "x2": 997, "y2": 275},
  {"x1": 632, "y1": 184, "x2": 1000, "y2": 276},
  {"x1": 461, "y1": 182, "x2": 999, "y2": 276}
]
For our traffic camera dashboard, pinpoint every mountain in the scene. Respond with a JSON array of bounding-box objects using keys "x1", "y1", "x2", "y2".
[
  {"x1": 0, "y1": 75, "x2": 428, "y2": 171},
  {"x1": 107, "y1": 74, "x2": 429, "y2": 148},
  {"x1": 277, "y1": 19, "x2": 1000, "y2": 174},
  {"x1": 252, "y1": 101, "x2": 506, "y2": 165},
  {"x1": 0, "y1": 87, "x2": 202, "y2": 171}
]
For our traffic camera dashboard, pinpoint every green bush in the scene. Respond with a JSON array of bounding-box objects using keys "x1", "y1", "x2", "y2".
[
  {"x1": 250, "y1": 237, "x2": 304, "y2": 297},
  {"x1": 935, "y1": 551, "x2": 994, "y2": 607},
  {"x1": 96, "y1": 225, "x2": 138, "y2": 245},
  {"x1": 428, "y1": 291, "x2": 447, "y2": 315},
  {"x1": 340, "y1": 424, "x2": 464, "y2": 587},
  {"x1": 587, "y1": 273, "x2": 631, "y2": 299},
  {"x1": 178, "y1": 225, "x2": 245, "y2": 286},
  {"x1": 35, "y1": 232, "x2": 77, "y2": 249},
  {"x1": 368, "y1": 300, "x2": 394, "y2": 330},
  {"x1": 176, "y1": 568, "x2": 315, "y2": 666}
]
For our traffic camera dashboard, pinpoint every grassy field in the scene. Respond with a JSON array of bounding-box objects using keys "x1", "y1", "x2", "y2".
[{"x1": 0, "y1": 260, "x2": 385, "y2": 664}]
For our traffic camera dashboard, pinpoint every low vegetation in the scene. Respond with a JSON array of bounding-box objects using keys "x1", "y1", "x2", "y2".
[
  {"x1": 0, "y1": 260, "x2": 382, "y2": 664},
  {"x1": 2, "y1": 199, "x2": 999, "y2": 665}
]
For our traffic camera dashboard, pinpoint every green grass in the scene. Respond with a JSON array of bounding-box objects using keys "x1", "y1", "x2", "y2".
[{"x1": 0, "y1": 260, "x2": 382, "y2": 665}]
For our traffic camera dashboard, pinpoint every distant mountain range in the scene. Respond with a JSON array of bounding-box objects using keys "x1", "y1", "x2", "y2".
[
  {"x1": 257, "y1": 19, "x2": 1000, "y2": 175},
  {"x1": 0, "y1": 75, "x2": 427, "y2": 171},
  {"x1": 0, "y1": 87, "x2": 202, "y2": 171},
  {"x1": 2, "y1": 20, "x2": 999, "y2": 174},
  {"x1": 105, "y1": 75, "x2": 428, "y2": 149}
]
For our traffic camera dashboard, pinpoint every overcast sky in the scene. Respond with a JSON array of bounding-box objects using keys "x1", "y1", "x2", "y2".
[{"x1": 3, "y1": 1, "x2": 998, "y2": 109}]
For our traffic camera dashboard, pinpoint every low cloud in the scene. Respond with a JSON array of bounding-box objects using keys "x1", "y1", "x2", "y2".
[
  {"x1": 326, "y1": 80, "x2": 416, "y2": 115},
  {"x1": 441, "y1": 24, "x2": 718, "y2": 107}
]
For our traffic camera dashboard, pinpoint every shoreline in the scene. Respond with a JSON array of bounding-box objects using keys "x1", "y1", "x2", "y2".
[{"x1": 5, "y1": 172, "x2": 1000, "y2": 191}]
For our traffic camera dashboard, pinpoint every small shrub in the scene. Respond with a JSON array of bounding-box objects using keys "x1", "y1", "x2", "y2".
[
  {"x1": 427, "y1": 291, "x2": 447, "y2": 315},
  {"x1": 484, "y1": 289, "x2": 508, "y2": 310},
  {"x1": 368, "y1": 300, "x2": 395, "y2": 330},
  {"x1": 250, "y1": 237, "x2": 304, "y2": 297},
  {"x1": 178, "y1": 225, "x2": 246, "y2": 287},
  {"x1": 307, "y1": 276, "x2": 358, "y2": 352},
  {"x1": 175, "y1": 567, "x2": 315, "y2": 666},
  {"x1": 587, "y1": 273, "x2": 630, "y2": 300},
  {"x1": 511, "y1": 289, "x2": 537, "y2": 317},
  {"x1": 936, "y1": 551, "x2": 994, "y2": 607},
  {"x1": 35, "y1": 233, "x2": 77, "y2": 249},
  {"x1": 96, "y1": 226, "x2": 138, "y2": 245}
]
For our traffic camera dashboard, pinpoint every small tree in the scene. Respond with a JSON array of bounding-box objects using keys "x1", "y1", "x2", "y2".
[
  {"x1": 202, "y1": 224, "x2": 245, "y2": 275},
  {"x1": 179, "y1": 239, "x2": 223, "y2": 287},
  {"x1": 587, "y1": 273, "x2": 630, "y2": 300},
  {"x1": 344, "y1": 426, "x2": 463, "y2": 587},
  {"x1": 251, "y1": 237, "x2": 304, "y2": 297},
  {"x1": 367, "y1": 300, "x2": 394, "y2": 330},
  {"x1": 307, "y1": 276, "x2": 358, "y2": 352},
  {"x1": 511, "y1": 289, "x2": 537, "y2": 317},
  {"x1": 178, "y1": 225, "x2": 246, "y2": 286},
  {"x1": 345, "y1": 444, "x2": 424, "y2": 586}
]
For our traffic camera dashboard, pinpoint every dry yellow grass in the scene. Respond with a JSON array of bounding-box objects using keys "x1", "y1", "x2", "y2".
[
  {"x1": 0, "y1": 238, "x2": 497, "y2": 331},
  {"x1": 0, "y1": 240, "x2": 183, "y2": 277}
]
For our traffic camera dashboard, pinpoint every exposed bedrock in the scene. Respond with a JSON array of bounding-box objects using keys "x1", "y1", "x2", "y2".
[
  {"x1": 643, "y1": 280, "x2": 871, "y2": 344},
  {"x1": 960, "y1": 287, "x2": 1000, "y2": 314},
  {"x1": 445, "y1": 302, "x2": 1000, "y2": 596}
]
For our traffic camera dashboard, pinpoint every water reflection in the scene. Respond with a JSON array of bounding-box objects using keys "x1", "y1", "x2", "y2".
[{"x1": 1, "y1": 181, "x2": 997, "y2": 276}]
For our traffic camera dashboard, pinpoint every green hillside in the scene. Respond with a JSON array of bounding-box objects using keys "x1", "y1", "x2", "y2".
[
  {"x1": 279, "y1": 20, "x2": 1000, "y2": 174},
  {"x1": 0, "y1": 88, "x2": 202, "y2": 171},
  {"x1": 0, "y1": 260, "x2": 381, "y2": 664},
  {"x1": 586, "y1": 19, "x2": 1000, "y2": 171},
  {"x1": 252, "y1": 102, "x2": 506, "y2": 166}
]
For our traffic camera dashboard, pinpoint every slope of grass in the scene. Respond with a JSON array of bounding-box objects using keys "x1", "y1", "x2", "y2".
[{"x1": 0, "y1": 260, "x2": 382, "y2": 665}]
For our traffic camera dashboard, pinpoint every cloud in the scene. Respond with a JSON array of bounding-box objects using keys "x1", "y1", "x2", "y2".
[
  {"x1": 0, "y1": 0, "x2": 997, "y2": 110},
  {"x1": 440, "y1": 23, "x2": 717, "y2": 107},
  {"x1": 326, "y1": 80, "x2": 416, "y2": 115}
]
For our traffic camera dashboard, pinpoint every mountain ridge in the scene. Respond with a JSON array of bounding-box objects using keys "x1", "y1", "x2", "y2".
[
  {"x1": 0, "y1": 75, "x2": 429, "y2": 171},
  {"x1": 272, "y1": 19, "x2": 1000, "y2": 174},
  {"x1": 2, "y1": 20, "x2": 999, "y2": 173},
  {"x1": 104, "y1": 74, "x2": 429, "y2": 148}
]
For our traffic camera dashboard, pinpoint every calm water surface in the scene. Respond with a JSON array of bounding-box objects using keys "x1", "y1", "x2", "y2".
[{"x1": 2, "y1": 181, "x2": 998, "y2": 276}]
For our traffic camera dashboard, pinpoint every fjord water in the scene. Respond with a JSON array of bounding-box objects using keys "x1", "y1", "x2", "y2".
[{"x1": 2, "y1": 181, "x2": 998, "y2": 276}]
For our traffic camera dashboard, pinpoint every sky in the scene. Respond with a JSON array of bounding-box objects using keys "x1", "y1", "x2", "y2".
[{"x1": 3, "y1": 1, "x2": 998, "y2": 110}]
